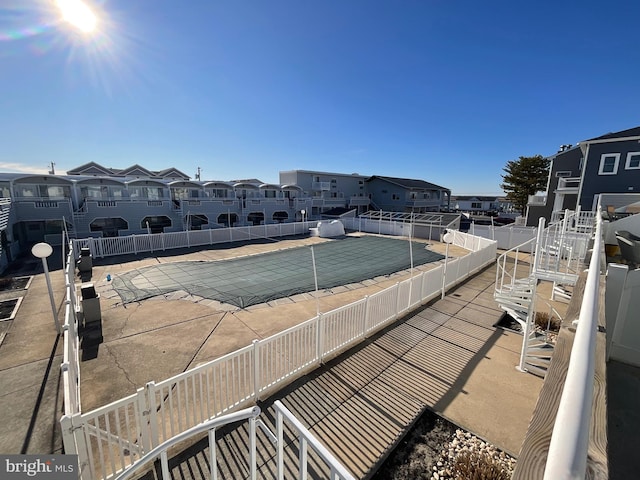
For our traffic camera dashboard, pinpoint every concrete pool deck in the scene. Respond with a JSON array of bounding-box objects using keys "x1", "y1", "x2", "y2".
[{"x1": 0, "y1": 232, "x2": 542, "y2": 471}]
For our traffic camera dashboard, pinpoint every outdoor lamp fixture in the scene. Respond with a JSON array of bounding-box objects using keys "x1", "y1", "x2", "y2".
[
  {"x1": 32, "y1": 242, "x2": 61, "y2": 334},
  {"x1": 441, "y1": 230, "x2": 453, "y2": 299},
  {"x1": 301, "y1": 209, "x2": 306, "y2": 226}
]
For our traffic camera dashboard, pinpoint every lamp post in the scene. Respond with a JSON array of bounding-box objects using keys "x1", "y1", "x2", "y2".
[
  {"x1": 441, "y1": 230, "x2": 453, "y2": 299},
  {"x1": 32, "y1": 242, "x2": 61, "y2": 334},
  {"x1": 301, "y1": 209, "x2": 306, "y2": 231}
]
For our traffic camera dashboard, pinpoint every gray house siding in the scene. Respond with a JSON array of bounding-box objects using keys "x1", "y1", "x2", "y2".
[
  {"x1": 527, "y1": 147, "x2": 582, "y2": 226},
  {"x1": 366, "y1": 179, "x2": 408, "y2": 211},
  {"x1": 580, "y1": 140, "x2": 640, "y2": 210}
]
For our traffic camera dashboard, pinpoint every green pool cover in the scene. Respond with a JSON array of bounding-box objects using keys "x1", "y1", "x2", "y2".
[{"x1": 112, "y1": 235, "x2": 444, "y2": 308}]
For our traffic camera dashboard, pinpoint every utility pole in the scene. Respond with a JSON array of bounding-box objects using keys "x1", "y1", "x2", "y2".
[
  {"x1": 195, "y1": 166, "x2": 201, "y2": 181},
  {"x1": 48, "y1": 161, "x2": 56, "y2": 175}
]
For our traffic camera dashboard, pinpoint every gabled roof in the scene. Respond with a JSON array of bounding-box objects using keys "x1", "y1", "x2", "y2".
[
  {"x1": 156, "y1": 167, "x2": 190, "y2": 179},
  {"x1": 584, "y1": 126, "x2": 640, "y2": 142},
  {"x1": 119, "y1": 164, "x2": 156, "y2": 177},
  {"x1": 67, "y1": 162, "x2": 114, "y2": 176},
  {"x1": 366, "y1": 175, "x2": 449, "y2": 191}
]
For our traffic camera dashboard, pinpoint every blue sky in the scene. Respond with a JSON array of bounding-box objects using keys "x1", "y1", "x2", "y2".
[{"x1": 1, "y1": 1, "x2": 639, "y2": 195}]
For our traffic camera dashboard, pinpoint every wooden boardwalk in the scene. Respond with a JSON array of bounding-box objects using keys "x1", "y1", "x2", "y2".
[{"x1": 138, "y1": 265, "x2": 539, "y2": 479}]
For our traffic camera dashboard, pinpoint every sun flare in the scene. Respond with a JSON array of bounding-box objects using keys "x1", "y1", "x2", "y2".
[{"x1": 55, "y1": 0, "x2": 97, "y2": 33}]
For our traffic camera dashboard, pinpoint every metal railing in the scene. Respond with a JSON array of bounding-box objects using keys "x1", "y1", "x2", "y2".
[
  {"x1": 275, "y1": 401, "x2": 356, "y2": 480},
  {"x1": 114, "y1": 406, "x2": 262, "y2": 480},
  {"x1": 61, "y1": 230, "x2": 497, "y2": 479},
  {"x1": 543, "y1": 208, "x2": 602, "y2": 479}
]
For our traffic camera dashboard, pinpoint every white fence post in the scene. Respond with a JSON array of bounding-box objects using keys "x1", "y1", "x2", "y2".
[
  {"x1": 145, "y1": 381, "x2": 159, "y2": 447},
  {"x1": 136, "y1": 386, "x2": 152, "y2": 452},
  {"x1": 316, "y1": 314, "x2": 324, "y2": 363},
  {"x1": 60, "y1": 414, "x2": 77, "y2": 455},
  {"x1": 393, "y1": 283, "x2": 400, "y2": 320},
  {"x1": 252, "y1": 339, "x2": 261, "y2": 400},
  {"x1": 362, "y1": 296, "x2": 370, "y2": 337}
]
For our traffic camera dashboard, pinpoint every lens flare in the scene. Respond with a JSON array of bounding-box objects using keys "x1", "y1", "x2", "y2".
[{"x1": 55, "y1": 0, "x2": 97, "y2": 33}]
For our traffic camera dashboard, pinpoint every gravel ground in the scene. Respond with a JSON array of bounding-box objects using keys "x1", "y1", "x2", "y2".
[{"x1": 372, "y1": 409, "x2": 516, "y2": 480}]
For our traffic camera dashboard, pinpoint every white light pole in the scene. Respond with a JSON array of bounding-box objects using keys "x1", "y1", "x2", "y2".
[
  {"x1": 441, "y1": 230, "x2": 453, "y2": 299},
  {"x1": 32, "y1": 242, "x2": 61, "y2": 334},
  {"x1": 301, "y1": 209, "x2": 306, "y2": 231}
]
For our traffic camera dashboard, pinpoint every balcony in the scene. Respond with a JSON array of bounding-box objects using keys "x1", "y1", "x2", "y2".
[
  {"x1": 312, "y1": 181, "x2": 331, "y2": 191},
  {"x1": 527, "y1": 195, "x2": 547, "y2": 206},
  {"x1": 556, "y1": 177, "x2": 580, "y2": 194}
]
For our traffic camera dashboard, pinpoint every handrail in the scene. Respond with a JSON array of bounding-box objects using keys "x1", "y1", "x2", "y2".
[
  {"x1": 274, "y1": 401, "x2": 356, "y2": 480},
  {"x1": 114, "y1": 406, "x2": 261, "y2": 480},
  {"x1": 543, "y1": 209, "x2": 602, "y2": 479}
]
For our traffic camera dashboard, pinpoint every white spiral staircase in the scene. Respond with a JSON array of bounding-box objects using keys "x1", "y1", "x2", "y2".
[{"x1": 495, "y1": 210, "x2": 596, "y2": 377}]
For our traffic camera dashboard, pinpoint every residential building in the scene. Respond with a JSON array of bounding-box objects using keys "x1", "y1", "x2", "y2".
[
  {"x1": 452, "y1": 196, "x2": 500, "y2": 213},
  {"x1": 0, "y1": 165, "x2": 451, "y2": 262},
  {"x1": 365, "y1": 176, "x2": 451, "y2": 213},
  {"x1": 527, "y1": 126, "x2": 640, "y2": 226},
  {"x1": 278, "y1": 170, "x2": 371, "y2": 216}
]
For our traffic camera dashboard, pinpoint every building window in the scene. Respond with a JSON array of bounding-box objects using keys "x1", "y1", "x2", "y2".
[
  {"x1": 625, "y1": 152, "x2": 640, "y2": 170},
  {"x1": 471, "y1": 202, "x2": 482, "y2": 209},
  {"x1": 555, "y1": 171, "x2": 572, "y2": 177},
  {"x1": 392, "y1": 194, "x2": 400, "y2": 200},
  {"x1": 313, "y1": 176, "x2": 320, "y2": 182},
  {"x1": 598, "y1": 154, "x2": 620, "y2": 175}
]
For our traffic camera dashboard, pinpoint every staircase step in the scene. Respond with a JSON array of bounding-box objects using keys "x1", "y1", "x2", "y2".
[
  {"x1": 526, "y1": 355, "x2": 552, "y2": 368},
  {"x1": 526, "y1": 346, "x2": 554, "y2": 358},
  {"x1": 523, "y1": 363, "x2": 547, "y2": 378},
  {"x1": 496, "y1": 300, "x2": 531, "y2": 314}
]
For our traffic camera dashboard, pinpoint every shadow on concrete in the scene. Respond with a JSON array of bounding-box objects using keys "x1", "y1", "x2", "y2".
[{"x1": 20, "y1": 334, "x2": 61, "y2": 454}]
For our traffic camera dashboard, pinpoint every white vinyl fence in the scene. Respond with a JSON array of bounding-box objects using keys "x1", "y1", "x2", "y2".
[
  {"x1": 61, "y1": 230, "x2": 497, "y2": 480},
  {"x1": 469, "y1": 224, "x2": 537, "y2": 252},
  {"x1": 72, "y1": 222, "x2": 310, "y2": 259}
]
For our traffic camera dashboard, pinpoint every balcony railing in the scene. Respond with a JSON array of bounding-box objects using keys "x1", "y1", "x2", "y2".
[
  {"x1": 312, "y1": 181, "x2": 331, "y2": 191},
  {"x1": 557, "y1": 177, "x2": 580, "y2": 192},
  {"x1": 527, "y1": 195, "x2": 547, "y2": 206}
]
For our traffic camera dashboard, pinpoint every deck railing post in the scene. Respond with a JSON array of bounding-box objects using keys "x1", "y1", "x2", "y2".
[{"x1": 276, "y1": 409, "x2": 284, "y2": 480}]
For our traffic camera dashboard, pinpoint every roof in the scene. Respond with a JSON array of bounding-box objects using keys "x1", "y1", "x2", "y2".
[
  {"x1": 584, "y1": 126, "x2": 640, "y2": 142},
  {"x1": 453, "y1": 196, "x2": 498, "y2": 202},
  {"x1": 366, "y1": 175, "x2": 449, "y2": 191},
  {"x1": 67, "y1": 162, "x2": 191, "y2": 180},
  {"x1": 230, "y1": 178, "x2": 263, "y2": 185}
]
